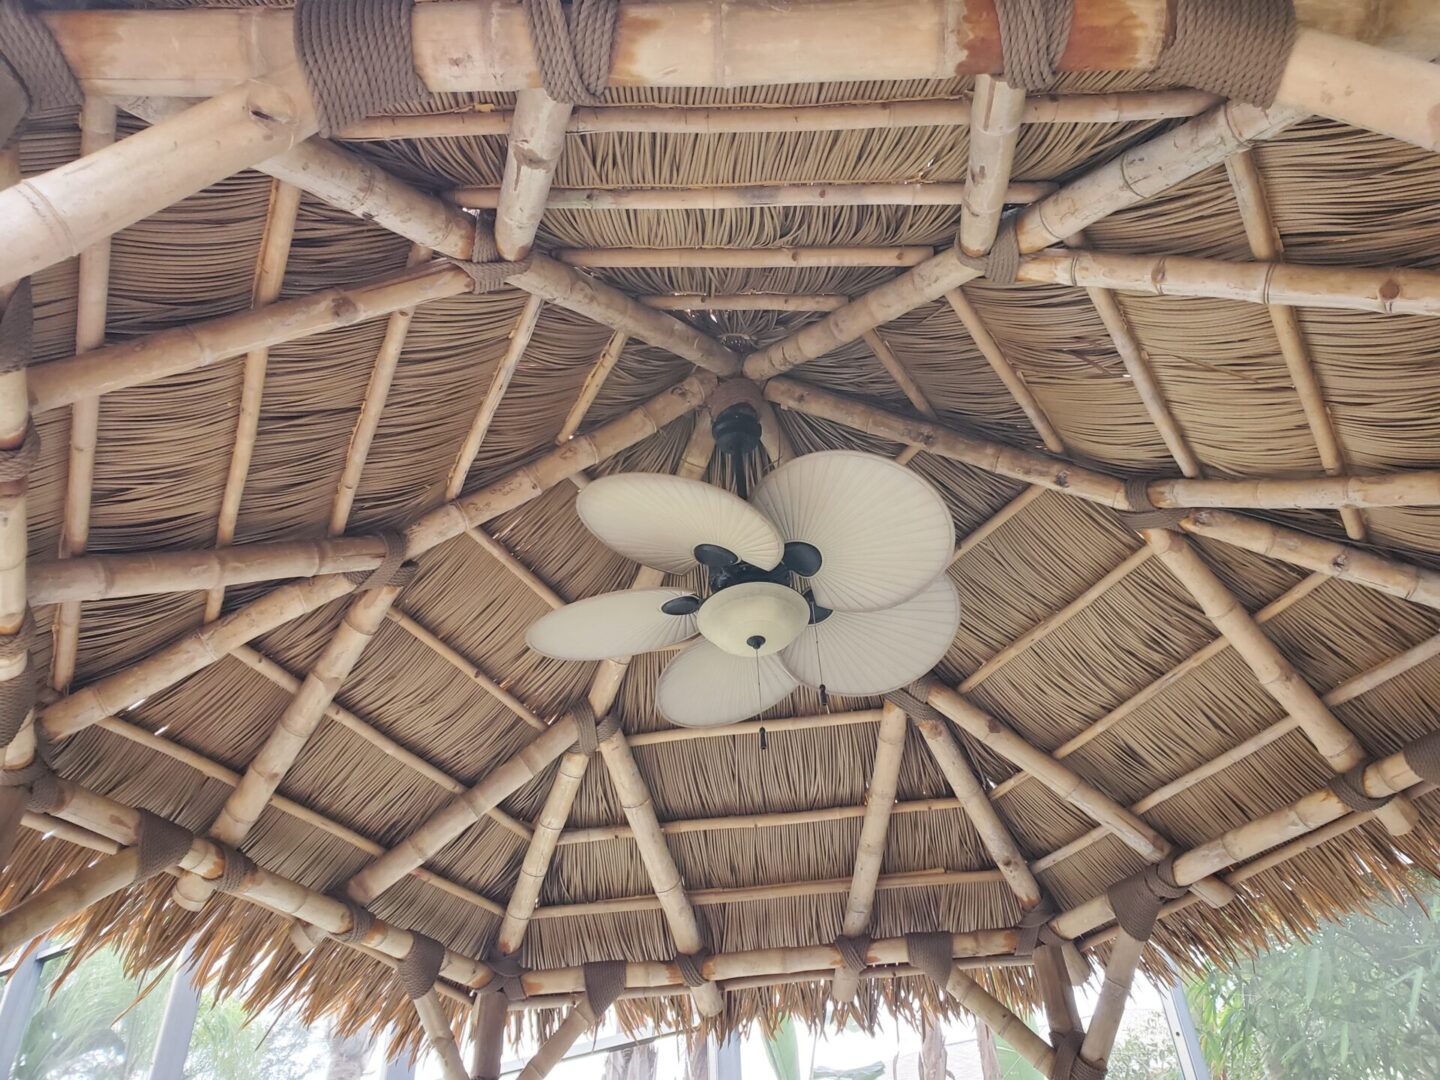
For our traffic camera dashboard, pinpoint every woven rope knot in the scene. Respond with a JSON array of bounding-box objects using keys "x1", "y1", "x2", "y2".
[
  {"x1": 882, "y1": 684, "x2": 946, "y2": 728},
  {"x1": 445, "y1": 221, "x2": 534, "y2": 294},
  {"x1": 0, "y1": 611, "x2": 36, "y2": 746},
  {"x1": 572, "y1": 701, "x2": 620, "y2": 754},
  {"x1": 0, "y1": 756, "x2": 60, "y2": 813},
  {"x1": 396, "y1": 932, "x2": 446, "y2": 999},
  {"x1": 211, "y1": 843, "x2": 257, "y2": 894},
  {"x1": 485, "y1": 950, "x2": 527, "y2": 1001},
  {"x1": 673, "y1": 948, "x2": 711, "y2": 988},
  {"x1": 1049, "y1": 1032, "x2": 1106, "y2": 1080},
  {"x1": 294, "y1": 0, "x2": 432, "y2": 136},
  {"x1": 328, "y1": 894, "x2": 377, "y2": 944},
  {"x1": 134, "y1": 810, "x2": 195, "y2": 881},
  {"x1": 1327, "y1": 762, "x2": 1393, "y2": 813},
  {"x1": 0, "y1": 0, "x2": 82, "y2": 145},
  {"x1": 0, "y1": 278, "x2": 33, "y2": 373},
  {"x1": 1015, "y1": 898, "x2": 1062, "y2": 955},
  {"x1": 520, "y1": 0, "x2": 619, "y2": 106},
  {"x1": 954, "y1": 216, "x2": 1022, "y2": 283},
  {"x1": 583, "y1": 958, "x2": 628, "y2": 1015},
  {"x1": 1401, "y1": 730, "x2": 1440, "y2": 786},
  {"x1": 1114, "y1": 477, "x2": 1188, "y2": 531},
  {"x1": 345, "y1": 531, "x2": 416, "y2": 591},
  {"x1": 904, "y1": 931, "x2": 954, "y2": 987},
  {"x1": 834, "y1": 935, "x2": 871, "y2": 975},
  {"x1": 0, "y1": 423, "x2": 41, "y2": 485},
  {"x1": 1106, "y1": 855, "x2": 1186, "y2": 942},
  {"x1": 1154, "y1": 0, "x2": 1297, "y2": 108},
  {"x1": 994, "y1": 0, "x2": 1075, "y2": 92}
]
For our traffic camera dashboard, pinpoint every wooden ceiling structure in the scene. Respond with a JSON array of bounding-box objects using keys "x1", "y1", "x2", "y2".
[{"x1": 2, "y1": 1, "x2": 1440, "y2": 1077}]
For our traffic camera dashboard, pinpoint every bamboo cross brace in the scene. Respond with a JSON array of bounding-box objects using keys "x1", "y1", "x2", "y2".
[
  {"x1": 446, "y1": 294, "x2": 544, "y2": 500},
  {"x1": 496, "y1": 90, "x2": 571, "y2": 261},
  {"x1": 942, "y1": 964, "x2": 1057, "y2": 1074},
  {"x1": 203, "y1": 179, "x2": 303, "y2": 623},
  {"x1": 863, "y1": 328, "x2": 934, "y2": 467},
  {"x1": 413, "y1": 990, "x2": 468, "y2": 1080},
  {"x1": 1225, "y1": 149, "x2": 1367, "y2": 542},
  {"x1": 50, "y1": 97, "x2": 117, "y2": 694},
  {"x1": 959, "y1": 76, "x2": 1027, "y2": 257},
  {"x1": 557, "y1": 331, "x2": 627, "y2": 444},
  {"x1": 464, "y1": 527, "x2": 565, "y2": 610},
  {"x1": 830, "y1": 702, "x2": 908, "y2": 1003},
  {"x1": 453, "y1": 180, "x2": 1053, "y2": 211}
]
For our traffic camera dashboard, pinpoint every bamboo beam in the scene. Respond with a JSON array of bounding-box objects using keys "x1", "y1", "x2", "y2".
[
  {"x1": 557, "y1": 247, "x2": 933, "y2": 269},
  {"x1": 329, "y1": 244, "x2": 432, "y2": 535},
  {"x1": 959, "y1": 77, "x2": 1027, "y2": 257},
  {"x1": 464, "y1": 527, "x2": 564, "y2": 610},
  {"x1": 496, "y1": 91, "x2": 570, "y2": 261},
  {"x1": 203, "y1": 180, "x2": 302, "y2": 622},
  {"x1": 447, "y1": 294, "x2": 544, "y2": 500},
  {"x1": 863, "y1": 330, "x2": 936, "y2": 421},
  {"x1": 743, "y1": 102, "x2": 1302, "y2": 381},
  {"x1": 1080, "y1": 931, "x2": 1143, "y2": 1071},
  {"x1": 952, "y1": 486, "x2": 1047, "y2": 564},
  {"x1": 414, "y1": 991, "x2": 468, "y2": 1080},
  {"x1": 470, "y1": 991, "x2": 507, "y2": 1080},
  {"x1": 830, "y1": 702, "x2": 908, "y2": 1003},
  {"x1": 942, "y1": 965, "x2": 1056, "y2": 1075},
  {"x1": 50, "y1": 97, "x2": 117, "y2": 693},
  {"x1": 1143, "y1": 528, "x2": 1419, "y2": 835},
  {"x1": 452, "y1": 180, "x2": 1051, "y2": 211},
  {"x1": 1019, "y1": 248, "x2": 1440, "y2": 317},
  {"x1": 556, "y1": 331, "x2": 627, "y2": 444},
  {"x1": 1225, "y1": 149, "x2": 1367, "y2": 541},
  {"x1": 641, "y1": 295, "x2": 847, "y2": 312},
  {"x1": 337, "y1": 91, "x2": 1221, "y2": 140}
]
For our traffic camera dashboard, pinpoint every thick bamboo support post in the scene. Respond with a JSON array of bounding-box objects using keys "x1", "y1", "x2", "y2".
[
  {"x1": 1144, "y1": 528, "x2": 1418, "y2": 835},
  {"x1": 1018, "y1": 248, "x2": 1440, "y2": 317},
  {"x1": 1034, "y1": 944, "x2": 1083, "y2": 1039},
  {"x1": 172, "y1": 583, "x2": 405, "y2": 911},
  {"x1": 330, "y1": 245, "x2": 431, "y2": 535},
  {"x1": 39, "y1": 573, "x2": 356, "y2": 741},
  {"x1": 339, "y1": 91, "x2": 1220, "y2": 140},
  {"x1": 943, "y1": 966, "x2": 1055, "y2": 1074},
  {"x1": 959, "y1": 77, "x2": 1027, "y2": 257},
  {"x1": 557, "y1": 331, "x2": 627, "y2": 443},
  {"x1": 447, "y1": 294, "x2": 544, "y2": 499},
  {"x1": 496, "y1": 91, "x2": 571, "y2": 261},
  {"x1": 517, "y1": 1000, "x2": 597, "y2": 1080},
  {"x1": 831, "y1": 703, "x2": 907, "y2": 1003},
  {"x1": 50, "y1": 96, "x2": 117, "y2": 693},
  {"x1": 1079, "y1": 930, "x2": 1145, "y2": 1070},
  {"x1": 465, "y1": 527, "x2": 564, "y2": 609},
  {"x1": 413, "y1": 991, "x2": 469, "y2": 1080},
  {"x1": 597, "y1": 730, "x2": 725, "y2": 1015},
  {"x1": 1225, "y1": 149, "x2": 1366, "y2": 541},
  {"x1": 454, "y1": 180, "x2": 1050, "y2": 211},
  {"x1": 470, "y1": 990, "x2": 507, "y2": 1080},
  {"x1": 204, "y1": 179, "x2": 302, "y2": 622},
  {"x1": 912, "y1": 713, "x2": 1042, "y2": 909},
  {"x1": 28, "y1": 262, "x2": 474, "y2": 414},
  {"x1": 1, "y1": 68, "x2": 316, "y2": 287}
]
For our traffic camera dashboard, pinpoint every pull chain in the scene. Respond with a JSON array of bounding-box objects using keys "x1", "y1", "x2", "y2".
[
  {"x1": 753, "y1": 649, "x2": 769, "y2": 751},
  {"x1": 812, "y1": 625, "x2": 830, "y2": 712}
]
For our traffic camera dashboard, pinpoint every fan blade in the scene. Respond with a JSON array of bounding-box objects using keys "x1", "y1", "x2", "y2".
[
  {"x1": 781, "y1": 575, "x2": 960, "y2": 696},
  {"x1": 526, "y1": 589, "x2": 698, "y2": 660},
  {"x1": 657, "y1": 639, "x2": 798, "y2": 728},
  {"x1": 751, "y1": 450, "x2": 955, "y2": 612},
  {"x1": 576, "y1": 473, "x2": 783, "y2": 574}
]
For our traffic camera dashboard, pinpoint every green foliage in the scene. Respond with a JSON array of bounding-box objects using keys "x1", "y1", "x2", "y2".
[
  {"x1": 764, "y1": 1016, "x2": 802, "y2": 1080},
  {"x1": 1102, "y1": 1012, "x2": 1180, "y2": 1080},
  {"x1": 1185, "y1": 883, "x2": 1440, "y2": 1080}
]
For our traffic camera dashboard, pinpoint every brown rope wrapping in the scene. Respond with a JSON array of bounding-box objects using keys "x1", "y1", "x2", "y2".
[
  {"x1": 673, "y1": 948, "x2": 711, "y2": 988},
  {"x1": 1015, "y1": 898, "x2": 1065, "y2": 955},
  {"x1": 445, "y1": 222, "x2": 534, "y2": 294},
  {"x1": 834, "y1": 935, "x2": 871, "y2": 974},
  {"x1": 1402, "y1": 730, "x2": 1440, "y2": 785},
  {"x1": 1050, "y1": 1032, "x2": 1106, "y2": 1080},
  {"x1": 954, "y1": 216, "x2": 1021, "y2": 283},
  {"x1": 1114, "y1": 477, "x2": 1188, "y2": 531},
  {"x1": 328, "y1": 894, "x2": 377, "y2": 944},
  {"x1": 484, "y1": 950, "x2": 527, "y2": 1001},
  {"x1": 882, "y1": 684, "x2": 947, "y2": 727},
  {"x1": 904, "y1": 931, "x2": 955, "y2": 987},
  {"x1": 0, "y1": 423, "x2": 40, "y2": 484},
  {"x1": 396, "y1": 932, "x2": 446, "y2": 999},
  {"x1": 133, "y1": 810, "x2": 195, "y2": 881},
  {"x1": 994, "y1": 0, "x2": 1075, "y2": 92},
  {"x1": 1106, "y1": 855, "x2": 1186, "y2": 941},
  {"x1": 582, "y1": 958, "x2": 628, "y2": 1016},
  {"x1": 1327, "y1": 762, "x2": 1394, "y2": 813},
  {"x1": 0, "y1": 277, "x2": 33, "y2": 373},
  {"x1": 1154, "y1": 0, "x2": 1297, "y2": 108},
  {"x1": 211, "y1": 843, "x2": 257, "y2": 894},
  {"x1": 344, "y1": 531, "x2": 416, "y2": 591},
  {"x1": 571, "y1": 701, "x2": 620, "y2": 754},
  {"x1": 293, "y1": 0, "x2": 431, "y2": 137},
  {"x1": 0, "y1": 611, "x2": 35, "y2": 746},
  {"x1": 0, "y1": 0, "x2": 82, "y2": 145},
  {"x1": 0, "y1": 757, "x2": 60, "y2": 813},
  {"x1": 520, "y1": 0, "x2": 619, "y2": 106}
]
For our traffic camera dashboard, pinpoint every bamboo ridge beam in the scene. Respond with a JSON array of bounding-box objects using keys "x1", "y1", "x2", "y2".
[
  {"x1": 340, "y1": 90, "x2": 1220, "y2": 140},
  {"x1": 557, "y1": 248, "x2": 933, "y2": 269},
  {"x1": 642, "y1": 294, "x2": 847, "y2": 312},
  {"x1": 452, "y1": 180, "x2": 1052, "y2": 211}
]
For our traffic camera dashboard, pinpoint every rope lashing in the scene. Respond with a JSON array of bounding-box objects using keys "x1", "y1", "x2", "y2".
[
  {"x1": 1049, "y1": 1032, "x2": 1106, "y2": 1080},
  {"x1": 210, "y1": 843, "x2": 257, "y2": 894},
  {"x1": 293, "y1": 0, "x2": 431, "y2": 137},
  {"x1": 1106, "y1": 855, "x2": 1187, "y2": 942},
  {"x1": 0, "y1": 279, "x2": 42, "y2": 486},
  {"x1": 1014, "y1": 899, "x2": 1066, "y2": 956},
  {"x1": 0, "y1": 611, "x2": 35, "y2": 747},
  {"x1": 582, "y1": 958, "x2": 628, "y2": 1016},
  {"x1": 0, "y1": 755, "x2": 60, "y2": 813},
  {"x1": 673, "y1": 948, "x2": 711, "y2": 988},
  {"x1": 954, "y1": 215, "x2": 1022, "y2": 282},
  {"x1": 833, "y1": 935, "x2": 871, "y2": 975},
  {"x1": 484, "y1": 950, "x2": 528, "y2": 1001},
  {"x1": 571, "y1": 700, "x2": 620, "y2": 754},
  {"x1": 882, "y1": 684, "x2": 946, "y2": 728},
  {"x1": 903, "y1": 931, "x2": 955, "y2": 987},
  {"x1": 1113, "y1": 477, "x2": 1189, "y2": 531},
  {"x1": 396, "y1": 932, "x2": 446, "y2": 999},
  {"x1": 327, "y1": 894, "x2": 377, "y2": 944},
  {"x1": 994, "y1": 0, "x2": 1075, "y2": 92},
  {"x1": 520, "y1": 0, "x2": 619, "y2": 106},
  {"x1": 1402, "y1": 729, "x2": 1440, "y2": 785},
  {"x1": 133, "y1": 810, "x2": 196, "y2": 881},
  {"x1": 1327, "y1": 762, "x2": 1395, "y2": 813},
  {"x1": 0, "y1": 0, "x2": 82, "y2": 146},
  {"x1": 344, "y1": 531, "x2": 417, "y2": 591},
  {"x1": 1153, "y1": 0, "x2": 1297, "y2": 109},
  {"x1": 445, "y1": 223, "x2": 535, "y2": 295}
]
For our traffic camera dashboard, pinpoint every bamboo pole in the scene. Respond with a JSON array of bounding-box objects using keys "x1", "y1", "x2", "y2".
[
  {"x1": 0, "y1": 67, "x2": 317, "y2": 287},
  {"x1": 203, "y1": 180, "x2": 302, "y2": 622},
  {"x1": 558, "y1": 247, "x2": 933, "y2": 269},
  {"x1": 0, "y1": 846, "x2": 147, "y2": 956},
  {"x1": 337, "y1": 91, "x2": 1221, "y2": 140},
  {"x1": 173, "y1": 583, "x2": 406, "y2": 911},
  {"x1": 50, "y1": 96, "x2": 117, "y2": 693},
  {"x1": 641, "y1": 294, "x2": 847, "y2": 312},
  {"x1": 952, "y1": 486, "x2": 1046, "y2": 564},
  {"x1": 414, "y1": 991, "x2": 469, "y2": 1080},
  {"x1": 329, "y1": 245, "x2": 432, "y2": 535},
  {"x1": 863, "y1": 330, "x2": 937, "y2": 421},
  {"x1": 743, "y1": 102, "x2": 1302, "y2": 381},
  {"x1": 453, "y1": 180, "x2": 1051, "y2": 211},
  {"x1": 470, "y1": 991, "x2": 507, "y2": 1080},
  {"x1": 959, "y1": 77, "x2": 1027, "y2": 257},
  {"x1": 1144, "y1": 528, "x2": 1419, "y2": 835},
  {"x1": 1033, "y1": 943, "x2": 1083, "y2": 1039},
  {"x1": 496, "y1": 91, "x2": 571, "y2": 261},
  {"x1": 1079, "y1": 930, "x2": 1143, "y2": 1071},
  {"x1": 556, "y1": 331, "x2": 627, "y2": 443},
  {"x1": 943, "y1": 966, "x2": 1056, "y2": 1074},
  {"x1": 517, "y1": 999, "x2": 596, "y2": 1080},
  {"x1": 1225, "y1": 149, "x2": 1366, "y2": 541},
  {"x1": 830, "y1": 703, "x2": 908, "y2": 1003},
  {"x1": 464, "y1": 527, "x2": 564, "y2": 609},
  {"x1": 1018, "y1": 248, "x2": 1440, "y2": 317},
  {"x1": 447, "y1": 294, "x2": 544, "y2": 499}
]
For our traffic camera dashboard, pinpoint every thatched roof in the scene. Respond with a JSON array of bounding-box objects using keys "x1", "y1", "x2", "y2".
[{"x1": 5, "y1": 0, "x2": 1440, "y2": 1070}]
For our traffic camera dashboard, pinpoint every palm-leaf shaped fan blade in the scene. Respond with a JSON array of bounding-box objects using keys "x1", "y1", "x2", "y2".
[
  {"x1": 576, "y1": 473, "x2": 783, "y2": 574},
  {"x1": 657, "y1": 639, "x2": 798, "y2": 728},
  {"x1": 526, "y1": 588, "x2": 699, "y2": 661},
  {"x1": 781, "y1": 576, "x2": 960, "y2": 695},
  {"x1": 751, "y1": 450, "x2": 955, "y2": 612}
]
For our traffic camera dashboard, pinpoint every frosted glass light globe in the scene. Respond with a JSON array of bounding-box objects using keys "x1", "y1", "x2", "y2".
[{"x1": 696, "y1": 582, "x2": 811, "y2": 657}]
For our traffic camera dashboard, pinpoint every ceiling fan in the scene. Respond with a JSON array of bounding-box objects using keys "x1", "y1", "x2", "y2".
[{"x1": 526, "y1": 449, "x2": 960, "y2": 727}]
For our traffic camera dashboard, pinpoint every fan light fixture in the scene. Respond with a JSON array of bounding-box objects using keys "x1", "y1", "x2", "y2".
[{"x1": 526, "y1": 450, "x2": 959, "y2": 728}]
